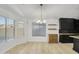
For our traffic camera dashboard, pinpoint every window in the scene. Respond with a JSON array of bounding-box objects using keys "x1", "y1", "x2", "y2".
[
  {"x1": 6, "y1": 18, "x2": 15, "y2": 40},
  {"x1": 0, "y1": 16, "x2": 5, "y2": 42},
  {"x1": 32, "y1": 22, "x2": 46, "y2": 37},
  {"x1": 0, "y1": 16, "x2": 15, "y2": 42}
]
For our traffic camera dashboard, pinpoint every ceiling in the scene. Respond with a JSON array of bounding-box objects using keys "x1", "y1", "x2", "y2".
[{"x1": 0, "y1": 4, "x2": 79, "y2": 20}]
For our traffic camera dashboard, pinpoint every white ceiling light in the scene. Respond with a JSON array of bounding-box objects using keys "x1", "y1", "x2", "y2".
[
  {"x1": 43, "y1": 20, "x2": 46, "y2": 23},
  {"x1": 36, "y1": 20, "x2": 41, "y2": 23},
  {"x1": 36, "y1": 4, "x2": 46, "y2": 24}
]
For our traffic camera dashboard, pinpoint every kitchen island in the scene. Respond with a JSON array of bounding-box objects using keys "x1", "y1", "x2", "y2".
[{"x1": 70, "y1": 36, "x2": 79, "y2": 53}]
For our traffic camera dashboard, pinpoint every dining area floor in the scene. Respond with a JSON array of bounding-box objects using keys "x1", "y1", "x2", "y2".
[{"x1": 5, "y1": 42, "x2": 77, "y2": 54}]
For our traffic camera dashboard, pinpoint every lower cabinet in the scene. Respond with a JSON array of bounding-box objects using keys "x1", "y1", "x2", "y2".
[
  {"x1": 49, "y1": 34, "x2": 58, "y2": 43},
  {"x1": 59, "y1": 35, "x2": 73, "y2": 43},
  {"x1": 73, "y1": 38, "x2": 79, "y2": 53}
]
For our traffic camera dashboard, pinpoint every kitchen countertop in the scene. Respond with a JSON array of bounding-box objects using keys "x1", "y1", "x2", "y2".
[
  {"x1": 70, "y1": 36, "x2": 79, "y2": 39},
  {"x1": 60, "y1": 33, "x2": 79, "y2": 35}
]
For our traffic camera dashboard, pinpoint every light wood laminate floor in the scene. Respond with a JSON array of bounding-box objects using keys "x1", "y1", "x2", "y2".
[{"x1": 5, "y1": 42, "x2": 77, "y2": 54}]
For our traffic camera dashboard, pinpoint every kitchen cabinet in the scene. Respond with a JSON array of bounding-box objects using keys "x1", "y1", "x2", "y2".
[
  {"x1": 74, "y1": 20, "x2": 79, "y2": 33},
  {"x1": 70, "y1": 36, "x2": 79, "y2": 53},
  {"x1": 59, "y1": 18, "x2": 79, "y2": 43},
  {"x1": 73, "y1": 38, "x2": 79, "y2": 53},
  {"x1": 59, "y1": 35, "x2": 73, "y2": 43},
  {"x1": 49, "y1": 34, "x2": 58, "y2": 43},
  {"x1": 59, "y1": 18, "x2": 75, "y2": 33}
]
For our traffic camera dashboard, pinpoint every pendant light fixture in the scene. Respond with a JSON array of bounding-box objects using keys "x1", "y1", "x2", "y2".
[{"x1": 36, "y1": 4, "x2": 46, "y2": 24}]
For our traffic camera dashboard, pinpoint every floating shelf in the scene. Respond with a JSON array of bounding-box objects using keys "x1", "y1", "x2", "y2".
[
  {"x1": 48, "y1": 28, "x2": 57, "y2": 30},
  {"x1": 48, "y1": 24, "x2": 57, "y2": 26}
]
